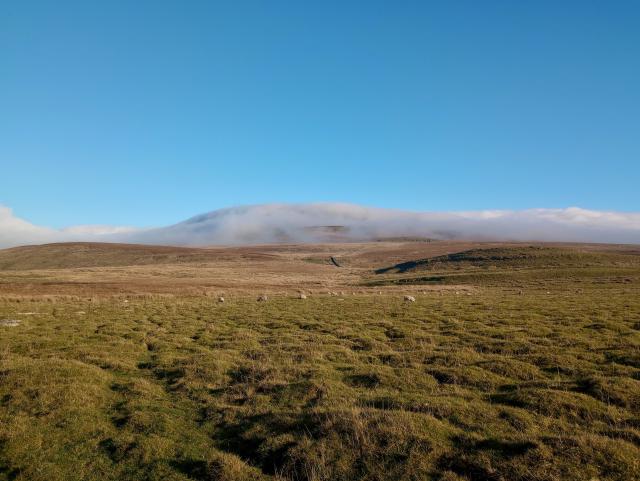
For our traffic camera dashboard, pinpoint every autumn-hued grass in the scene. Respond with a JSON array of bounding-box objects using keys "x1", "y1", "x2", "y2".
[{"x1": 1, "y1": 243, "x2": 639, "y2": 480}]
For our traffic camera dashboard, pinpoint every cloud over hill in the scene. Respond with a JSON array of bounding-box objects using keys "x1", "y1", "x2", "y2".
[{"x1": 1, "y1": 203, "x2": 639, "y2": 248}]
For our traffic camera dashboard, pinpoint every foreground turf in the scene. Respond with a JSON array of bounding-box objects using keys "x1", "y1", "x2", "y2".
[
  {"x1": 1, "y1": 245, "x2": 640, "y2": 480},
  {"x1": 1, "y1": 282, "x2": 639, "y2": 481}
]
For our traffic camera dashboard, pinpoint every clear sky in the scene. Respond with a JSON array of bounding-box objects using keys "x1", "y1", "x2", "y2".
[{"x1": 2, "y1": 1, "x2": 639, "y2": 228}]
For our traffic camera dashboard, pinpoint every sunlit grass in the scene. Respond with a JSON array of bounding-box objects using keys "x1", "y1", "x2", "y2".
[{"x1": 1, "y1": 247, "x2": 639, "y2": 480}]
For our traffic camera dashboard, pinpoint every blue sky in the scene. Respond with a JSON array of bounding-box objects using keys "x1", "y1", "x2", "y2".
[{"x1": 2, "y1": 1, "x2": 639, "y2": 228}]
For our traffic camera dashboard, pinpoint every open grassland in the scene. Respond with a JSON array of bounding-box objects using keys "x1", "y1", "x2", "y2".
[{"x1": 1, "y1": 242, "x2": 640, "y2": 480}]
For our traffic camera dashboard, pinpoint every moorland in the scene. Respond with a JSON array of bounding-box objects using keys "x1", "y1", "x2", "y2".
[{"x1": 1, "y1": 240, "x2": 639, "y2": 481}]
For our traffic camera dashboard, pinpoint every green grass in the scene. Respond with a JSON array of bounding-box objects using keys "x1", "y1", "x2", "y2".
[{"x1": 1, "y1": 249, "x2": 640, "y2": 480}]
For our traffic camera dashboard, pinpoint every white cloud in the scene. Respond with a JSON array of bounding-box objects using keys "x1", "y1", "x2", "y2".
[
  {"x1": 1, "y1": 203, "x2": 639, "y2": 249},
  {"x1": 61, "y1": 225, "x2": 141, "y2": 236},
  {"x1": 0, "y1": 205, "x2": 61, "y2": 247},
  {"x1": 0, "y1": 206, "x2": 142, "y2": 248}
]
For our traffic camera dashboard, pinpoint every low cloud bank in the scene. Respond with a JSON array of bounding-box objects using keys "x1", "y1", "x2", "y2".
[
  {"x1": 1, "y1": 203, "x2": 639, "y2": 249},
  {"x1": 0, "y1": 206, "x2": 141, "y2": 248}
]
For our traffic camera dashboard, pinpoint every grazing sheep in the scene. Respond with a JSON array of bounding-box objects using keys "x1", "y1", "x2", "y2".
[
  {"x1": 218, "y1": 297, "x2": 225, "y2": 303},
  {"x1": 404, "y1": 295, "x2": 416, "y2": 303},
  {"x1": 298, "y1": 293, "x2": 307, "y2": 299},
  {"x1": 257, "y1": 295, "x2": 268, "y2": 302},
  {"x1": 0, "y1": 319, "x2": 21, "y2": 327}
]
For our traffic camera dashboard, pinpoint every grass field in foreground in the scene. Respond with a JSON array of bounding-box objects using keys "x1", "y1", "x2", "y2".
[{"x1": 1, "y1": 245, "x2": 639, "y2": 480}]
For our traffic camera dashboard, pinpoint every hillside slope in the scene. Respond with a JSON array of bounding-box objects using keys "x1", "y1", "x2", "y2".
[
  {"x1": 0, "y1": 242, "x2": 221, "y2": 270},
  {"x1": 376, "y1": 245, "x2": 640, "y2": 274}
]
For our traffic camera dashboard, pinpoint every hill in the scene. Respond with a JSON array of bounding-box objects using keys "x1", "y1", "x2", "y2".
[
  {"x1": 367, "y1": 244, "x2": 640, "y2": 289},
  {"x1": 376, "y1": 245, "x2": 640, "y2": 274},
  {"x1": 0, "y1": 242, "x2": 223, "y2": 270}
]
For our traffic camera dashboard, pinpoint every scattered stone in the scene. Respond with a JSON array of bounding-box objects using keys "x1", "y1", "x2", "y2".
[
  {"x1": 0, "y1": 319, "x2": 21, "y2": 327},
  {"x1": 257, "y1": 295, "x2": 268, "y2": 302},
  {"x1": 404, "y1": 295, "x2": 416, "y2": 303}
]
